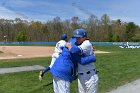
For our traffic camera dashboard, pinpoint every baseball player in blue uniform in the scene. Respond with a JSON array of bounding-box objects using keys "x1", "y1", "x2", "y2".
[
  {"x1": 50, "y1": 37, "x2": 96, "y2": 93},
  {"x1": 39, "y1": 34, "x2": 68, "y2": 80},
  {"x1": 67, "y1": 28, "x2": 99, "y2": 93}
]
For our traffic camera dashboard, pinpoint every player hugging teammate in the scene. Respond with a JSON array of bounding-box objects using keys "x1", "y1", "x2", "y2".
[{"x1": 39, "y1": 29, "x2": 98, "y2": 93}]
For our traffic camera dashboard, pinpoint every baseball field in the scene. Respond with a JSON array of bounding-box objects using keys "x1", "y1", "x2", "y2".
[{"x1": 0, "y1": 45, "x2": 140, "y2": 93}]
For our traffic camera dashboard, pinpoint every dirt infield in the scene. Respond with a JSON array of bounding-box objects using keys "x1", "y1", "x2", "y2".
[{"x1": 0, "y1": 46, "x2": 110, "y2": 60}]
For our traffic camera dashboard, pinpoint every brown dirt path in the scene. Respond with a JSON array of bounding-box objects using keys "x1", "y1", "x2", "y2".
[
  {"x1": 0, "y1": 46, "x2": 110, "y2": 60},
  {"x1": 0, "y1": 46, "x2": 54, "y2": 59}
]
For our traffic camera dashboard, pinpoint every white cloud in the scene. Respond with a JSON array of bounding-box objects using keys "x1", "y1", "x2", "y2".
[{"x1": 0, "y1": 6, "x2": 24, "y2": 19}]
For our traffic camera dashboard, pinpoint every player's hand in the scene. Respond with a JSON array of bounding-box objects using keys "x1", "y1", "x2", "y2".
[
  {"x1": 39, "y1": 71, "x2": 44, "y2": 81},
  {"x1": 66, "y1": 43, "x2": 72, "y2": 49}
]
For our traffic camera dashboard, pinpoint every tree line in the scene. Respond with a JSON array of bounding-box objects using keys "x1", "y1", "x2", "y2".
[{"x1": 0, "y1": 14, "x2": 140, "y2": 42}]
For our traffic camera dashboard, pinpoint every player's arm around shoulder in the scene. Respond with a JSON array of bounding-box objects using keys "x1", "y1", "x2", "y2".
[
  {"x1": 66, "y1": 42, "x2": 81, "y2": 54},
  {"x1": 79, "y1": 53, "x2": 96, "y2": 65}
]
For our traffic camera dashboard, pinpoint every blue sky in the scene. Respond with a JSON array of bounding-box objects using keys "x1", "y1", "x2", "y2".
[{"x1": 0, "y1": 0, "x2": 139, "y2": 25}]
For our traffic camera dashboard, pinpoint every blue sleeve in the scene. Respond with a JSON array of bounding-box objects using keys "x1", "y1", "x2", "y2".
[
  {"x1": 43, "y1": 66, "x2": 50, "y2": 73},
  {"x1": 79, "y1": 54, "x2": 96, "y2": 65},
  {"x1": 69, "y1": 46, "x2": 81, "y2": 54}
]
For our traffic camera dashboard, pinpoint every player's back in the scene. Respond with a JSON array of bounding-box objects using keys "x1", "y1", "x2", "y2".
[{"x1": 54, "y1": 40, "x2": 66, "y2": 54}]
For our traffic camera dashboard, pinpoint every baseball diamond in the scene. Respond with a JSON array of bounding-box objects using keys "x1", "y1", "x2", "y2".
[{"x1": 0, "y1": 46, "x2": 110, "y2": 60}]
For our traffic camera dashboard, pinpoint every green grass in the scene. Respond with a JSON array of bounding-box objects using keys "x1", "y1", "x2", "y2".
[
  {"x1": 0, "y1": 46, "x2": 140, "y2": 93},
  {"x1": 95, "y1": 45, "x2": 140, "y2": 93},
  {"x1": 0, "y1": 57, "x2": 51, "y2": 68}
]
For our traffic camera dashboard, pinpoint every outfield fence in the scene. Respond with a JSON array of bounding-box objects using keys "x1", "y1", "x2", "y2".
[{"x1": 0, "y1": 42, "x2": 140, "y2": 46}]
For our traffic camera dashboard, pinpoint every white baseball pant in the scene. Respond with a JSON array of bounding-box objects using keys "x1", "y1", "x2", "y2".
[
  {"x1": 53, "y1": 76, "x2": 70, "y2": 93},
  {"x1": 78, "y1": 70, "x2": 99, "y2": 93}
]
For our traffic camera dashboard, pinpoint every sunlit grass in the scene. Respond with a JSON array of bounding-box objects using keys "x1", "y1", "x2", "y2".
[{"x1": 0, "y1": 46, "x2": 140, "y2": 93}]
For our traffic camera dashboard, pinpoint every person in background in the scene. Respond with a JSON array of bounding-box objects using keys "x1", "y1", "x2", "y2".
[{"x1": 39, "y1": 34, "x2": 68, "y2": 81}]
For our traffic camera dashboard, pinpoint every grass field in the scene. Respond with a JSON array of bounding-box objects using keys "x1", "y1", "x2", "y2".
[{"x1": 0, "y1": 46, "x2": 140, "y2": 93}]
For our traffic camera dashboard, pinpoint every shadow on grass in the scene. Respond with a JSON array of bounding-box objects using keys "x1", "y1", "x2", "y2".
[
  {"x1": 29, "y1": 82, "x2": 53, "y2": 93},
  {"x1": 43, "y1": 82, "x2": 53, "y2": 86}
]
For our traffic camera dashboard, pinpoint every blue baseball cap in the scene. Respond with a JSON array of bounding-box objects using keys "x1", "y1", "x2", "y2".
[
  {"x1": 73, "y1": 28, "x2": 87, "y2": 38},
  {"x1": 61, "y1": 34, "x2": 68, "y2": 40}
]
